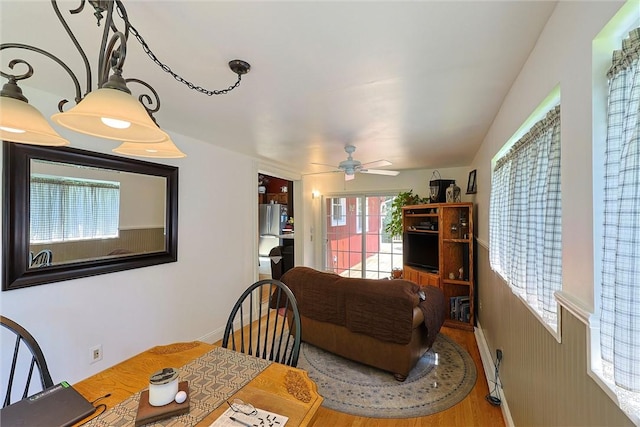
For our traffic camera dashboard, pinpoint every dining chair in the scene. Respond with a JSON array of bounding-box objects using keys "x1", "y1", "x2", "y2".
[
  {"x1": 1, "y1": 316, "x2": 54, "y2": 408},
  {"x1": 269, "y1": 246, "x2": 285, "y2": 280},
  {"x1": 30, "y1": 249, "x2": 52, "y2": 268},
  {"x1": 222, "y1": 279, "x2": 302, "y2": 367}
]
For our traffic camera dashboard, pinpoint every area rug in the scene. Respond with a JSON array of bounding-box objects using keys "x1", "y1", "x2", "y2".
[{"x1": 296, "y1": 333, "x2": 477, "y2": 418}]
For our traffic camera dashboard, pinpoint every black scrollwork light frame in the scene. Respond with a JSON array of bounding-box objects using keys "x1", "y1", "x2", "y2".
[{"x1": 0, "y1": 0, "x2": 250, "y2": 126}]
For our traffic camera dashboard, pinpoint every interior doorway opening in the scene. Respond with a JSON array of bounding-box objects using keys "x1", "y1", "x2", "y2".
[{"x1": 258, "y1": 173, "x2": 294, "y2": 280}]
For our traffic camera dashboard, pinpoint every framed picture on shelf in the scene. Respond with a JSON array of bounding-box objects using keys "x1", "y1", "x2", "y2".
[{"x1": 466, "y1": 169, "x2": 477, "y2": 194}]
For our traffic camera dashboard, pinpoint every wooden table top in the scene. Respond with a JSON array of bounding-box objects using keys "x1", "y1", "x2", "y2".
[{"x1": 73, "y1": 341, "x2": 322, "y2": 426}]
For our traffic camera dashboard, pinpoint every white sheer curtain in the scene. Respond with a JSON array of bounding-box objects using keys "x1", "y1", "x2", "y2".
[
  {"x1": 489, "y1": 105, "x2": 562, "y2": 331},
  {"x1": 600, "y1": 27, "x2": 640, "y2": 393},
  {"x1": 30, "y1": 176, "x2": 120, "y2": 243}
]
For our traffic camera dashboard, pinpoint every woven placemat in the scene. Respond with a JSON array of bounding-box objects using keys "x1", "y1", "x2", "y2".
[{"x1": 85, "y1": 347, "x2": 271, "y2": 427}]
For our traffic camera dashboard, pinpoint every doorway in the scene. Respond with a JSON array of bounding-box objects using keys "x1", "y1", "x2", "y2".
[{"x1": 258, "y1": 173, "x2": 294, "y2": 280}]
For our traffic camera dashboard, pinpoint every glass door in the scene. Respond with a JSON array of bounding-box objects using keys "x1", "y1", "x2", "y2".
[{"x1": 323, "y1": 194, "x2": 402, "y2": 279}]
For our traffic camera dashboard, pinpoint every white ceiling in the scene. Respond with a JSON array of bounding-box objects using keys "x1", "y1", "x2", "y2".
[{"x1": 0, "y1": 1, "x2": 557, "y2": 175}]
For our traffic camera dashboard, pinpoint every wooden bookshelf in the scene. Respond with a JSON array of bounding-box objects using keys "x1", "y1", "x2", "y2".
[{"x1": 402, "y1": 203, "x2": 474, "y2": 330}]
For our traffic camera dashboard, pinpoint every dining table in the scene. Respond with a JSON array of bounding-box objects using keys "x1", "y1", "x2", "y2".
[{"x1": 73, "y1": 341, "x2": 323, "y2": 426}]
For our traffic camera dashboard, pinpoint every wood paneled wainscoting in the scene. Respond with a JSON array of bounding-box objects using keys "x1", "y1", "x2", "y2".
[
  {"x1": 475, "y1": 242, "x2": 635, "y2": 426},
  {"x1": 30, "y1": 227, "x2": 165, "y2": 263}
]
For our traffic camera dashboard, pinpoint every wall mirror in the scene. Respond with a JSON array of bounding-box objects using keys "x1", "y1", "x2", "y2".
[{"x1": 2, "y1": 141, "x2": 178, "y2": 290}]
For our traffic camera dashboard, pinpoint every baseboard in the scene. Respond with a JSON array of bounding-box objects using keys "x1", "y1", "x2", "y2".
[
  {"x1": 198, "y1": 301, "x2": 272, "y2": 345},
  {"x1": 475, "y1": 323, "x2": 514, "y2": 427},
  {"x1": 198, "y1": 326, "x2": 225, "y2": 344}
]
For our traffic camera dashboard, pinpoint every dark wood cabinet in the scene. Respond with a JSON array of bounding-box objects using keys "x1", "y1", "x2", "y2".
[{"x1": 266, "y1": 192, "x2": 288, "y2": 204}]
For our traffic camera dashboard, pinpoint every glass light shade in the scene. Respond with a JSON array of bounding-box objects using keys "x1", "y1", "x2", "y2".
[
  {"x1": 51, "y1": 88, "x2": 169, "y2": 143},
  {"x1": 112, "y1": 138, "x2": 186, "y2": 158},
  {"x1": 0, "y1": 96, "x2": 69, "y2": 146}
]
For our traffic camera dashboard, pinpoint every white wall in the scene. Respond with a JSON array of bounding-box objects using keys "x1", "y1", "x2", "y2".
[{"x1": 0, "y1": 88, "x2": 260, "y2": 385}]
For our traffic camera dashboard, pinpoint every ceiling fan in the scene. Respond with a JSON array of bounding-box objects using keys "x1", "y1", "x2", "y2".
[{"x1": 311, "y1": 145, "x2": 400, "y2": 181}]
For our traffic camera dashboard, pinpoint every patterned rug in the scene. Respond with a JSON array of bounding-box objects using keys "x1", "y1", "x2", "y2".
[{"x1": 296, "y1": 333, "x2": 477, "y2": 418}]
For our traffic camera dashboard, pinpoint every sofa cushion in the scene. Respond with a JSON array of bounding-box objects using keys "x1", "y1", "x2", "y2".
[
  {"x1": 341, "y1": 276, "x2": 420, "y2": 344},
  {"x1": 280, "y1": 267, "x2": 422, "y2": 345}
]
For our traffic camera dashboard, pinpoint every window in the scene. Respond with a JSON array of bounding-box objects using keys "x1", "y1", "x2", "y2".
[
  {"x1": 598, "y1": 26, "x2": 640, "y2": 415},
  {"x1": 30, "y1": 175, "x2": 120, "y2": 243},
  {"x1": 330, "y1": 197, "x2": 346, "y2": 226},
  {"x1": 489, "y1": 104, "x2": 562, "y2": 335}
]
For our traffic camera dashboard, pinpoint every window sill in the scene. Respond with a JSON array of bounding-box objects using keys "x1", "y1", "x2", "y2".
[
  {"x1": 556, "y1": 291, "x2": 640, "y2": 425},
  {"x1": 493, "y1": 267, "x2": 562, "y2": 342},
  {"x1": 587, "y1": 335, "x2": 640, "y2": 425}
]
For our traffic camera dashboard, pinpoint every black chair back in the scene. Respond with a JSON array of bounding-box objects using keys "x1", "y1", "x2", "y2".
[
  {"x1": 222, "y1": 280, "x2": 302, "y2": 367},
  {"x1": 30, "y1": 249, "x2": 52, "y2": 267},
  {"x1": 1, "y1": 316, "x2": 54, "y2": 407}
]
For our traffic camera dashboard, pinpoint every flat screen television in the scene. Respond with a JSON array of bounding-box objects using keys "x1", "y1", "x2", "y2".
[{"x1": 403, "y1": 232, "x2": 439, "y2": 272}]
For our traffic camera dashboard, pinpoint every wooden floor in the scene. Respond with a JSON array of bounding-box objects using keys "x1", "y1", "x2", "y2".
[
  {"x1": 305, "y1": 326, "x2": 505, "y2": 427},
  {"x1": 219, "y1": 323, "x2": 505, "y2": 426}
]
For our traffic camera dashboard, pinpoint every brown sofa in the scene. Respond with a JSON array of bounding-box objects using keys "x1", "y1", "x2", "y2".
[{"x1": 279, "y1": 266, "x2": 446, "y2": 381}]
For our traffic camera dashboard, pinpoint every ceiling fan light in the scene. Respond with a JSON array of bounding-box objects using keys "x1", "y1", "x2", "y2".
[
  {"x1": 0, "y1": 96, "x2": 70, "y2": 146},
  {"x1": 51, "y1": 88, "x2": 168, "y2": 143},
  {"x1": 112, "y1": 137, "x2": 187, "y2": 159}
]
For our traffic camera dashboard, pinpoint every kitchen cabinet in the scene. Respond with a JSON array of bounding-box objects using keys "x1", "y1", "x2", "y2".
[{"x1": 266, "y1": 192, "x2": 288, "y2": 204}]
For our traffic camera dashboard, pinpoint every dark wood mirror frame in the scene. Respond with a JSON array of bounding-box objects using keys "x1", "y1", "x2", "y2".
[{"x1": 2, "y1": 141, "x2": 179, "y2": 291}]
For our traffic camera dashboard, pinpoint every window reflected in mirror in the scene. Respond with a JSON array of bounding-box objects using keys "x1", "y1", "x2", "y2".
[{"x1": 28, "y1": 160, "x2": 167, "y2": 268}]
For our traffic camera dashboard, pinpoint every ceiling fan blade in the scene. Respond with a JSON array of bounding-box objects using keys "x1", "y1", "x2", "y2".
[
  {"x1": 360, "y1": 169, "x2": 400, "y2": 176},
  {"x1": 345, "y1": 173, "x2": 355, "y2": 181},
  {"x1": 304, "y1": 169, "x2": 342, "y2": 176},
  {"x1": 360, "y1": 159, "x2": 392, "y2": 169}
]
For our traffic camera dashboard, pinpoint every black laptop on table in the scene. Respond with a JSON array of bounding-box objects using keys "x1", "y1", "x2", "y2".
[{"x1": 0, "y1": 382, "x2": 96, "y2": 427}]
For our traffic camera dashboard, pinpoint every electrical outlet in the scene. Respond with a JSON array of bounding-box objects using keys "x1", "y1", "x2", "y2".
[{"x1": 90, "y1": 344, "x2": 103, "y2": 364}]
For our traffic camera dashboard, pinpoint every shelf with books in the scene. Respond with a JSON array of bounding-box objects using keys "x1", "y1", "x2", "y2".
[{"x1": 402, "y1": 202, "x2": 474, "y2": 330}]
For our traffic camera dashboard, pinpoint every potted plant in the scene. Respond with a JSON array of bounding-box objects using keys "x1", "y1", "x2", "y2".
[{"x1": 385, "y1": 190, "x2": 428, "y2": 239}]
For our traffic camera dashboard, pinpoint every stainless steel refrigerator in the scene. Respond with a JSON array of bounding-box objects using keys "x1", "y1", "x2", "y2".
[{"x1": 258, "y1": 204, "x2": 287, "y2": 257}]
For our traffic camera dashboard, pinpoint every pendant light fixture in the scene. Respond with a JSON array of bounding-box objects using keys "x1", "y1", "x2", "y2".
[
  {"x1": 0, "y1": 67, "x2": 69, "y2": 146},
  {"x1": 0, "y1": 0, "x2": 251, "y2": 157},
  {"x1": 112, "y1": 138, "x2": 186, "y2": 158},
  {"x1": 51, "y1": 78, "x2": 170, "y2": 143}
]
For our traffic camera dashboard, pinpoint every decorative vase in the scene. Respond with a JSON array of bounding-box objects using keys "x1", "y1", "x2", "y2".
[{"x1": 445, "y1": 183, "x2": 461, "y2": 203}]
